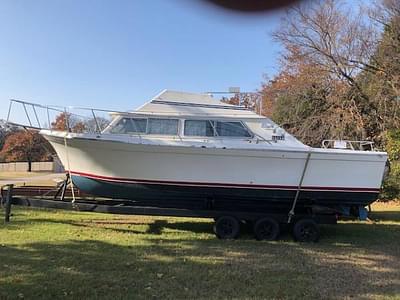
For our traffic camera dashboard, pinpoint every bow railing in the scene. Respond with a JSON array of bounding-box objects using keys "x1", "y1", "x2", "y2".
[
  {"x1": 321, "y1": 139, "x2": 375, "y2": 151},
  {"x1": 5, "y1": 99, "x2": 123, "y2": 134}
]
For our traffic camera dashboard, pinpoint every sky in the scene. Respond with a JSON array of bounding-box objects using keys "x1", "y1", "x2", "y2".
[{"x1": 0, "y1": 0, "x2": 286, "y2": 122}]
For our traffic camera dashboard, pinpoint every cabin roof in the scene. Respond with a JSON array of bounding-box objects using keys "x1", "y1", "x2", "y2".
[{"x1": 133, "y1": 90, "x2": 263, "y2": 119}]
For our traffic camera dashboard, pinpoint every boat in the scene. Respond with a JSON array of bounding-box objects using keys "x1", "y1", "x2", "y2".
[{"x1": 10, "y1": 90, "x2": 389, "y2": 216}]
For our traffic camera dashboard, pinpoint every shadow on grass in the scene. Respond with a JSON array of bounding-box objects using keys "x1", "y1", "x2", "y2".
[
  {"x1": 3, "y1": 210, "x2": 400, "y2": 243},
  {"x1": 369, "y1": 210, "x2": 400, "y2": 222},
  {"x1": 4, "y1": 217, "x2": 216, "y2": 236},
  {"x1": 1, "y1": 209, "x2": 400, "y2": 299},
  {"x1": 1, "y1": 236, "x2": 400, "y2": 299}
]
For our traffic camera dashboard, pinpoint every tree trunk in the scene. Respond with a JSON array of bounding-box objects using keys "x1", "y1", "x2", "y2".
[{"x1": 28, "y1": 159, "x2": 32, "y2": 172}]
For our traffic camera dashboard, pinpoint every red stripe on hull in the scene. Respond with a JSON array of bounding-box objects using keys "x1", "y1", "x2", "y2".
[{"x1": 69, "y1": 171, "x2": 380, "y2": 193}]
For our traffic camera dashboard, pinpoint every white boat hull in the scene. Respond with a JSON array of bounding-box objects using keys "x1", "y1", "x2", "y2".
[{"x1": 42, "y1": 131, "x2": 387, "y2": 213}]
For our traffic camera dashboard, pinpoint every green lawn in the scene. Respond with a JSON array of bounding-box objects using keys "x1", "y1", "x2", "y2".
[{"x1": 1, "y1": 203, "x2": 400, "y2": 299}]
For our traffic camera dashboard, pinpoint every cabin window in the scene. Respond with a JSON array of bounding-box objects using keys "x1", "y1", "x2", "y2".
[
  {"x1": 148, "y1": 118, "x2": 179, "y2": 135},
  {"x1": 184, "y1": 120, "x2": 251, "y2": 137},
  {"x1": 215, "y1": 121, "x2": 251, "y2": 137},
  {"x1": 184, "y1": 120, "x2": 214, "y2": 136},
  {"x1": 110, "y1": 118, "x2": 147, "y2": 134}
]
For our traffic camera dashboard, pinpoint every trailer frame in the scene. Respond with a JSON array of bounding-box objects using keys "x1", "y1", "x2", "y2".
[{"x1": 1, "y1": 184, "x2": 337, "y2": 242}]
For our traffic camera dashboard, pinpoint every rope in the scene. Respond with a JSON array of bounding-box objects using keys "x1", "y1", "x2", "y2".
[
  {"x1": 287, "y1": 149, "x2": 312, "y2": 223},
  {"x1": 63, "y1": 133, "x2": 76, "y2": 203}
]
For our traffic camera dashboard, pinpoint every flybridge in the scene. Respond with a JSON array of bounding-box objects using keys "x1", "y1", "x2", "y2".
[
  {"x1": 136, "y1": 90, "x2": 263, "y2": 119},
  {"x1": 150, "y1": 100, "x2": 250, "y2": 111}
]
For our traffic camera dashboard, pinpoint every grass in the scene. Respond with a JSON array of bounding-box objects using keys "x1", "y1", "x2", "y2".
[{"x1": 0, "y1": 203, "x2": 400, "y2": 299}]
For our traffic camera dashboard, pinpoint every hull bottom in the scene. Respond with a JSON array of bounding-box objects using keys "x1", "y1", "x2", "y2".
[{"x1": 71, "y1": 175, "x2": 379, "y2": 215}]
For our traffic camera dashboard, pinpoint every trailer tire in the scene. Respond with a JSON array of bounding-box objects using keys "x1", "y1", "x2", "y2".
[
  {"x1": 213, "y1": 216, "x2": 240, "y2": 239},
  {"x1": 254, "y1": 217, "x2": 280, "y2": 241},
  {"x1": 292, "y1": 219, "x2": 320, "y2": 242}
]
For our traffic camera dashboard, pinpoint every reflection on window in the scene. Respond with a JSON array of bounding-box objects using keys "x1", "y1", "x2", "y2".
[
  {"x1": 216, "y1": 121, "x2": 251, "y2": 137},
  {"x1": 184, "y1": 120, "x2": 251, "y2": 137},
  {"x1": 110, "y1": 118, "x2": 147, "y2": 134},
  {"x1": 148, "y1": 118, "x2": 179, "y2": 135},
  {"x1": 184, "y1": 120, "x2": 214, "y2": 136}
]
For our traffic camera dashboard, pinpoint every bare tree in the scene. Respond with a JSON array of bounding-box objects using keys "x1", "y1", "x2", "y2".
[
  {"x1": 271, "y1": 0, "x2": 400, "y2": 143},
  {"x1": 273, "y1": 0, "x2": 379, "y2": 89},
  {"x1": 367, "y1": 0, "x2": 400, "y2": 97}
]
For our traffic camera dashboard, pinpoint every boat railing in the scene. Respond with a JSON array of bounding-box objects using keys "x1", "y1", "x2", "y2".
[
  {"x1": 5, "y1": 99, "x2": 124, "y2": 134},
  {"x1": 321, "y1": 139, "x2": 375, "y2": 151}
]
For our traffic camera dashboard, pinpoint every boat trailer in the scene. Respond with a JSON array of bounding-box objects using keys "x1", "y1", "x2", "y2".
[{"x1": 1, "y1": 181, "x2": 338, "y2": 242}]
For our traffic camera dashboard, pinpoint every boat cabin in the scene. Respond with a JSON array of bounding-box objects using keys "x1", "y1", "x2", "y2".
[{"x1": 103, "y1": 90, "x2": 302, "y2": 146}]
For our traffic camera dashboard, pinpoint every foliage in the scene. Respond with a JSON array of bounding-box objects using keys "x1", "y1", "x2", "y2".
[
  {"x1": 51, "y1": 112, "x2": 110, "y2": 133},
  {"x1": 0, "y1": 128, "x2": 6, "y2": 160},
  {"x1": 356, "y1": 13, "x2": 400, "y2": 145},
  {"x1": 272, "y1": 0, "x2": 378, "y2": 90},
  {"x1": 385, "y1": 130, "x2": 400, "y2": 161},
  {"x1": 381, "y1": 161, "x2": 400, "y2": 200},
  {"x1": 261, "y1": 48, "x2": 366, "y2": 146},
  {"x1": 84, "y1": 116, "x2": 110, "y2": 132},
  {"x1": 51, "y1": 112, "x2": 84, "y2": 132},
  {"x1": 0, "y1": 121, "x2": 19, "y2": 153},
  {"x1": 259, "y1": 0, "x2": 400, "y2": 198},
  {"x1": 0, "y1": 130, "x2": 53, "y2": 171},
  {"x1": 261, "y1": 0, "x2": 400, "y2": 147},
  {"x1": 380, "y1": 130, "x2": 400, "y2": 200},
  {"x1": 221, "y1": 93, "x2": 261, "y2": 113}
]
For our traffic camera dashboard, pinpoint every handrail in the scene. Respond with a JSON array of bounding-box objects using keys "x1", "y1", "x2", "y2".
[
  {"x1": 321, "y1": 139, "x2": 374, "y2": 151},
  {"x1": 6, "y1": 98, "x2": 277, "y2": 143},
  {"x1": 6, "y1": 99, "x2": 116, "y2": 134}
]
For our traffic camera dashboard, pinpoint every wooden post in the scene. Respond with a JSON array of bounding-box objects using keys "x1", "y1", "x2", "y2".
[{"x1": 4, "y1": 184, "x2": 13, "y2": 222}]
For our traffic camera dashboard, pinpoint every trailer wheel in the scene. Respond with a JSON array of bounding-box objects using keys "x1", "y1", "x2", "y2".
[
  {"x1": 253, "y1": 217, "x2": 280, "y2": 241},
  {"x1": 213, "y1": 216, "x2": 240, "y2": 239},
  {"x1": 292, "y1": 219, "x2": 320, "y2": 242}
]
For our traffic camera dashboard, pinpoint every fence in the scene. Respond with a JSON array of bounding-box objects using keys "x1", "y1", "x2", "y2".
[{"x1": 0, "y1": 161, "x2": 64, "y2": 173}]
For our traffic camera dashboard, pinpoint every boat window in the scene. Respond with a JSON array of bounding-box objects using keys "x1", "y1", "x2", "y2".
[
  {"x1": 148, "y1": 118, "x2": 179, "y2": 135},
  {"x1": 184, "y1": 120, "x2": 214, "y2": 136},
  {"x1": 110, "y1": 118, "x2": 147, "y2": 134},
  {"x1": 215, "y1": 121, "x2": 251, "y2": 137}
]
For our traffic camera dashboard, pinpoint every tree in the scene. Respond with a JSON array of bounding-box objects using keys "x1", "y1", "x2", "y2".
[
  {"x1": 221, "y1": 93, "x2": 262, "y2": 113},
  {"x1": 380, "y1": 129, "x2": 400, "y2": 200},
  {"x1": 0, "y1": 130, "x2": 52, "y2": 171},
  {"x1": 260, "y1": 45, "x2": 367, "y2": 146},
  {"x1": 0, "y1": 123, "x2": 7, "y2": 152},
  {"x1": 51, "y1": 112, "x2": 110, "y2": 133},
  {"x1": 266, "y1": 0, "x2": 400, "y2": 146},
  {"x1": 273, "y1": 0, "x2": 378, "y2": 89},
  {"x1": 0, "y1": 121, "x2": 21, "y2": 162},
  {"x1": 356, "y1": 1, "x2": 400, "y2": 143},
  {"x1": 262, "y1": 0, "x2": 400, "y2": 197},
  {"x1": 51, "y1": 112, "x2": 80, "y2": 132},
  {"x1": 271, "y1": 0, "x2": 379, "y2": 140},
  {"x1": 84, "y1": 117, "x2": 110, "y2": 133}
]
